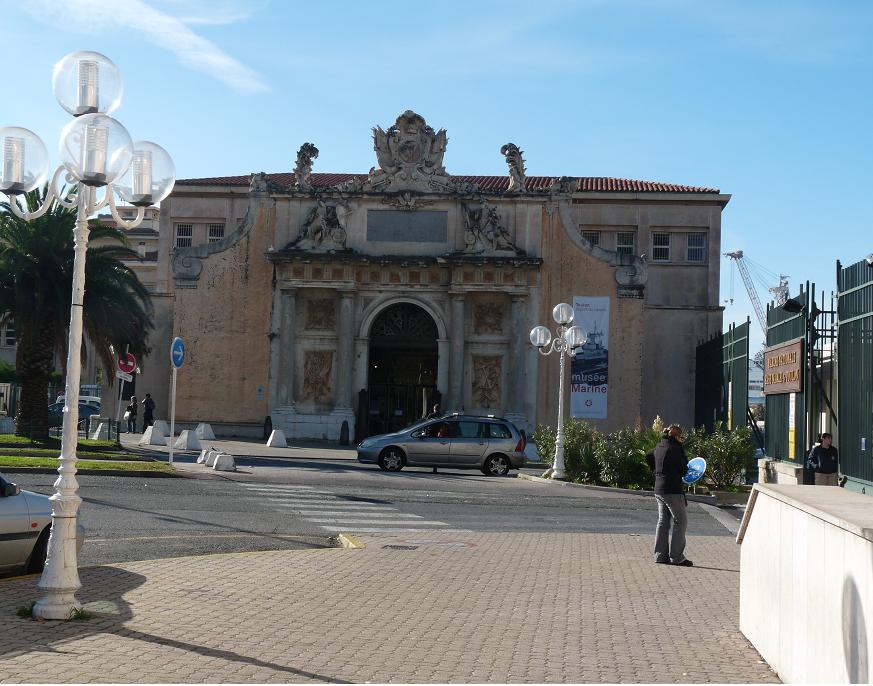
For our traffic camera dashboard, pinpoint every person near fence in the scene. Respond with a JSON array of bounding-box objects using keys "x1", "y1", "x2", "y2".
[
  {"x1": 426, "y1": 403, "x2": 442, "y2": 419},
  {"x1": 125, "y1": 395, "x2": 138, "y2": 433},
  {"x1": 807, "y1": 432, "x2": 839, "y2": 486},
  {"x1": 141, "y1": 393, "x2": 155, "y2": 430},
  {"x1": 645, "y1": 424, "x2": 693, "y2": 567}
]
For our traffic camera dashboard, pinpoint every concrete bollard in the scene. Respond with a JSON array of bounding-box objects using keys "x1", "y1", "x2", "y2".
[
  {"x1": 196, "y1": 449, "x2": 210, "y2": 464},
  {"x1": 151, "y1": 419, "x2": 170, "y2": 436},
  {"x1": 205, "y1": 450, "x2": 219, "y2": 467},
  {"x1": 195, "y1": 423, "x2": 216, "y2": 440},
  {"x1": 90, "y1": 422, "x2": 110, "y2": 440},
  {"x1": 139, "y1": 425, "x2": 167, "y2": 446},
  {"x1": 174, "y1": 430, "x2": 202, "y2": 451},
  {"x1": 266, "y1": 429, "x2": 287, "y2": 448},
  {"x1": 212, "y1": 453, "x2": 236, "y2": 471}
]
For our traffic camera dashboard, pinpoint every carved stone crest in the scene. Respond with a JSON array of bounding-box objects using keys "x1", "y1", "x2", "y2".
[
  {"x1": 363, "y1": 111, "x2": 465, "y2": 193},
  {"x1": 472, "y1": 355, "x2": 501, "y2": 409},
  {"x1": 302, "y1": 350, "x2": 333, "y2": 402},
  {"x1": 500, "y1": 143, "x2": 527, "y2": 193},
  {"x1": 294, "y1": 143, "x2": 319, "y2": 191},
  {"x1": 306, "y1": 297, "x2": 337, "y2": 330},
  {"x1": 290, "y1": 198, "x2": 349, "y2": 252},
  {"x1": 473, "y1": 302, "x2": 505, "y2": 335},
  {"x1": 461, "y1": 199, "x2": 523, "y2": 255},
  {"x1": 380, "y1": 192, "x2": 436, "y2": 211}
]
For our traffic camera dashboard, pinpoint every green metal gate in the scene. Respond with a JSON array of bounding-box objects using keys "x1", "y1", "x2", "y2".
[
  {"x1": 837, "y1": 259, "x2": 873, "y2": 493},
  {"x1": 694, "y1": 320, "x2": 749, "y2": 432}
]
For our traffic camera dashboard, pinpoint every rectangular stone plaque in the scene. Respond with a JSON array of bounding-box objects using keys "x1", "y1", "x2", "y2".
[{"x1": 367, "y1": 210, "x2": 447, "y2": 243}]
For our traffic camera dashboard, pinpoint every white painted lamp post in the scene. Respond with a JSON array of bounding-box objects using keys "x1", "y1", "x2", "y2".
[
  {"x1": 530, "y1": 302, "x2": 587, "y2": 480},
  {"x1": 0, "y1": 51, "x2": 175, "y2": 619}
]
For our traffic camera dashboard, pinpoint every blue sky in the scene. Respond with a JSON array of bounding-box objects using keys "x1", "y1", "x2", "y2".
[{"x1": 2, "y1": 0, "x2": 872, "y2": 341}]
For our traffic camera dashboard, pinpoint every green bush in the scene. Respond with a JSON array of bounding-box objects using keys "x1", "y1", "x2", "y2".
[
  {"x1": 595, "y1": 427, "x2": 654, "y2": 490},
  {"x1": 531, "y1": 419, "x2": 602, "y2": 484},
  {"x1": 693, "y1": 422, "x2": 755, "y2": 490}
]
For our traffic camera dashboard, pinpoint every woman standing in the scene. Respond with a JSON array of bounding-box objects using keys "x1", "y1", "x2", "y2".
[{"x1": 645, "y1": 424, "x2": 692, "y2": 566}]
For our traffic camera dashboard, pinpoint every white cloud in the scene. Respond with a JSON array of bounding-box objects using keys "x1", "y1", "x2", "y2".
[{"x1": 20, "y1": 0, "x2": 269, "y2": 93}]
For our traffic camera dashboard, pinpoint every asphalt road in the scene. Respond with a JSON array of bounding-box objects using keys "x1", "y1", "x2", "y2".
[{"x1": 7, "y1": 459, "x2": 738, "y2": 567}]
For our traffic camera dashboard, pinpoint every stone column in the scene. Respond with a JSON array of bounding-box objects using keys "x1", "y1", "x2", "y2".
[
  {"x1": 506, "y1": 294, "x2": 527, "y2": 424},
  {"x1": 448, "y1": 293, "x2": 466, "y2": 410},
  {"x1": 437, "y1": 338, "x2": 450, "y2": 402},
  {"x1": 277, "y1": 288, "x2": 297, "y2": 406},
  {"x1": 335, "y1": 291, "x2": 355, "y2": 410}
]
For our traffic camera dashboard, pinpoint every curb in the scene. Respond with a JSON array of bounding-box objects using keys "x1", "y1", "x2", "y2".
[
  {"x1": 337, "y1": 533, "x2": 364, "y2": 549},
  {"x1": 516, "y1": 473, "x2": 717, "y2": 505},
  {"x1": 0, "y1": 467, "x2": 182, "y2": 478}
]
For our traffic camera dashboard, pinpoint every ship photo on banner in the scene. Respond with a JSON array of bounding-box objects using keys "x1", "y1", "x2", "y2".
[{"x1": 570, "y1": 296, "x2": 609, "y2": 419}]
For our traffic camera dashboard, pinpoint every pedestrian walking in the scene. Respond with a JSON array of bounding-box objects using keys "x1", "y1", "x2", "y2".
[
  {"x1": 125, "y1": 395, "x2": 138, "y2": 433},
  {"x1": 141, "y1": 393, "x2": 156, "y2": 430},
  {"x1": 645, "y1": 424, "x2": 693, "y2": 566},
  {"x1": 807, "y1": 432, "x2": 839, "y2": 486}
]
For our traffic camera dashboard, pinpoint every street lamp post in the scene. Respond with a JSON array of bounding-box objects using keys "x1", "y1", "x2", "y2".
[
  {"x1": 530, "y1": 302, "x2": 587, "y2": 480},
  {"x1": 0, "y1": 51, "x2": 175, "y2": 620}
]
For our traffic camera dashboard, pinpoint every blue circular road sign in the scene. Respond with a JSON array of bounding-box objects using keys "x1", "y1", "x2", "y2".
[
  {"x1": 683, "y1": 457, "x2": 707, "y2": 485},
  {"x1": 171, "y1": 337, "x2": 185, "y2": 368}
]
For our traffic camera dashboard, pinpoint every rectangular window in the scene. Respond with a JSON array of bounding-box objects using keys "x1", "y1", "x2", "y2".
[
  {"x1": 207, "y1": 223, "x2": 225, "y2": 243},
  {"x1": 582, "y1": 230, "x2": 600, "y2": 246},
  {"x1": 175, "y1": 223, "x2": 193, "y2": 248},
  {"x1": 652, "y1": 232, "x2": 671, "y2": 261},
  {"x1": 616, "y1": 232, "x2": 635, "y2": 255},
  {"x1": 4, "y1": 323, "x2": 15, "y2": 346},
  {"x1": 687, "y1": 232, "x2": 706, "y2": 262}
]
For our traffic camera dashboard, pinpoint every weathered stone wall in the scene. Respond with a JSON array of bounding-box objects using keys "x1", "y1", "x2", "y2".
[{"x1": 171, "y1": 200, "x2": 275, "y2": 424}]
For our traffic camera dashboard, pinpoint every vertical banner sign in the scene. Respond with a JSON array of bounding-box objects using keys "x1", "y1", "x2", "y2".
[
  {"x1": 788, "y1": 391, "x2": 796, "y2": 460},
  {"x1": 570, "y1": 296, "x2": 610, "y2": 419},
  {"x1": 727, "y1": 381, "x2": 733, "y2": 428}
]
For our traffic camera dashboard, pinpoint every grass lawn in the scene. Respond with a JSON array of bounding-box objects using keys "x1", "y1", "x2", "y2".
[
  {"x1": 7, "y1": 448, "x2": 153, "y2": 461},
  {"x1": 0, "y1": 455, "x2": 174, "y2": 473},
  {"x1": 0, "y1": 435, "x2": 119, "y2": 451}
]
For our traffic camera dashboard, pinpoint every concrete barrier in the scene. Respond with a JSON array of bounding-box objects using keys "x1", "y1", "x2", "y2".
[
  {"x1": 173, "y1": 430, "x2": 201, "y2": 451},
  {"x1": 738, "y1": 484, "x2": 873, "y2": 683},
  {"x1": 266, "y1": 429, "x2": 287, "y2": 448},
  {"x1": 139, "y1": 425, "x2": 166, "y2": 446},
  {"x1": 212, "y1": 453, "x2": 236, "y2": 471},
  {"x1": 151, "y1": 419, "x2": 169, "y2": 436},
  {"x1": 89, "y1": 422, "x2": 110, "y2": 440},
  {"x1": 205, "y1": 450, "x2": 219, "y2": 467},
  {"x1": 196, "y1": 449, "x2": 210, "y2": 464},
  {"x1": 195, "y1": 423, "x2": 216, "y2": 440}
]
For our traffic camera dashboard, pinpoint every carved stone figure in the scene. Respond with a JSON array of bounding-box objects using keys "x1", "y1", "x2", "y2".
[
  {"x1": 302, "y1": 350, "x2": 333, "y2": 402},
  {"x1": 249, "y1": 172, "x2": 269, "y2": 196},
  {"x1": 380, "y1": 192, "x2": 435, "y2": 211},
  {"x1": 472, "y1": 355, "x2": 501, "y2": 409},
  {"x1": 473, "y1": 302, "x2": 505, "y2": 335},
  {"x1": 294, "y1": 143, "x2": 319, "y2": 191},
  {"x1": 549, "y1": 176, "x2": 578, "y2": 194},
  {"x1": 291, "y1": 198, "x2": 349, "y2": 252},
  {"x1": 306, "y1": 298, "x2": 337, "y2": 330},
  {"x1": 363, "y1": 111, "x2": 461, "y2": 193},
  {"x1": 500, "y1": 143, "x2": 527, "y2": 193},
  {"x1": 461, "y1": 199, "x2": 521, "y2": 255}
]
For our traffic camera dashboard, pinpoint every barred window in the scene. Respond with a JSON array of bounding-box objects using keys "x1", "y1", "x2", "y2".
[
  {"x1": 616, "y1": 232, "x2": 635, "y2": 255},
  {"x1": 4, "y1": 323, "x2": 15, "y2": 346},
  {"x1": 208, "y1": 223, "x2": 225, "y2": 243},
  {"x1": 687, "y1": 233, "x2": 706, "y2": 262},
  {"x1": 652, "y1": 232, "x2": 671, "y2": 261},
  {"x1": 582, "y1": 230, "x2": 600, "y2": 246},
  {"x1": 175, "y1": 223, "x2": 193, "y2": 248}
]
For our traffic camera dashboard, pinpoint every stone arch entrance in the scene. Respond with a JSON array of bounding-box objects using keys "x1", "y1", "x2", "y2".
[{"x1": 363, "y1": 302, "x2": 439, "y2": 437}]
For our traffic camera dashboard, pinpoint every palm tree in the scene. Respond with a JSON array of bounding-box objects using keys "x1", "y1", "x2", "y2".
[{"x1": 0, "y1": 187, "x2": 153, "y2": 438}]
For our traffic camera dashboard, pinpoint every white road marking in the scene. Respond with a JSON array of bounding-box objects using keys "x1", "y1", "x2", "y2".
[
  {"x1": 319, "y1": 526, "x2": 473, "y2": 534},
  {"x1": 306, "y1": 518, "x2": 447, "y2": 525},
  {"x1": 295, "y1": 511, "x2": 404, "y2": 517}
]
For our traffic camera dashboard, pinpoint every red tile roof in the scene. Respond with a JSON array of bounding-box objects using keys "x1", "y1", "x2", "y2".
[{"x1": 175, "y1": 172, "x2": 719, "y2": 194}]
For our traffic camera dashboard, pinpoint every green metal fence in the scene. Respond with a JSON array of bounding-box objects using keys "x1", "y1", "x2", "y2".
[
  {"x1": 694, "y1": 320, "x2": 750, "y2": 433},
  {"x1": 837, "y1": 259, "x2": 873, "y2": 493}
]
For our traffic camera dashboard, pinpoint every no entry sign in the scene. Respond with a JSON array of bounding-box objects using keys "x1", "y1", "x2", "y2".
[{"x1": 117, "y1": 352, "x2": 137, "y2": 374}]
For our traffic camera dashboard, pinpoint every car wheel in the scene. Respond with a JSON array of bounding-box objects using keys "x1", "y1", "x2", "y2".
[
  {"x1": 482, "y1": 454, "x2": 510, "y2": 476},
  {"x1": 378, "y1": 447, "x2": 405, "y2": 472},
  {"x1": 26, "y1": 526, "x2": 51, "y2": 574}
]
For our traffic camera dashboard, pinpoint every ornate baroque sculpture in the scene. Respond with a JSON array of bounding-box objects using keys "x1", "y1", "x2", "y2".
[
  {"x1": 306, "y1": 297, "x2": 337, "y2": 330},
  {"x1": 500, "y1": 143, "x2": 527, "y2": 193},
  {"x1": 360, "y1": 111, "x2": 476, "y2": 194},
  {"x1": 461, "y1": 198, "x2": 523, "y2": 255},
  {"x1": 290, "y1": 198, "x2": 349, "y2": 252},
  {"x1": 294, "y1": 142, "x2": 319, "y2": 191},
  {"x1": 473, "y1": 302, "x2": 505, "y2": 335},
  {"x1": 302, "y1": 350, "x2": 333, "y2": 403}
]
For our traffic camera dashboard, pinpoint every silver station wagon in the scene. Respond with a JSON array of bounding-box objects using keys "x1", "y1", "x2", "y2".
[{"x1": 357, "y1": 414, "x2": 527, "y2": 476}]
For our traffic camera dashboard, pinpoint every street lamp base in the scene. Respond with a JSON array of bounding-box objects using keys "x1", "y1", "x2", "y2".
[
  {"x1": 549, "y1": 468, "x2": 568, "y2": 481},
  {"x1": 33, "y1": 591, "x2": 81, "y2": 620}
]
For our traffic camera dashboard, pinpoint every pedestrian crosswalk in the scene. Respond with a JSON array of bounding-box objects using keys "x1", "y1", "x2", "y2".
[{"x1": 238, "y1": 483, "x2": 468, "y2": 534}]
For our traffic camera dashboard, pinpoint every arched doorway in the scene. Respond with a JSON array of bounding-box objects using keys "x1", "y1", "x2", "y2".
[{"x1": 364, "y1": 303, "x2": 439, "y2": 437}]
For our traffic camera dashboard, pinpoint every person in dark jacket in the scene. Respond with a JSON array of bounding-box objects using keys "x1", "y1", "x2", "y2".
[
  {"x1": 645, "y1": 424, "x2": 692, "y2": 566},
  {"x1": 807, "y1": 433, "x2": 839, "y2": 486},
  {"x1": 125, "y1": 396, "x2": 138, "y2": 433},
  {"x1": 141, "y1": 393, "x2": 156, "y2": 431},
  {"x1": 426, "y1": 403, "x2": 442, "y2": 419}
]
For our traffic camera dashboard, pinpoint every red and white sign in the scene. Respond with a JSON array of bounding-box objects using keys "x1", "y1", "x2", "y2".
[{"x1": 117, "y1": 352, "x2": 137, "y2": 374}]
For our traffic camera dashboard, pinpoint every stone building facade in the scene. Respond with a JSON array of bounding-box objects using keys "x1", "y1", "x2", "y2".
[{"x1": 135, "y1": 111, "x2": 729, "y2": 439}]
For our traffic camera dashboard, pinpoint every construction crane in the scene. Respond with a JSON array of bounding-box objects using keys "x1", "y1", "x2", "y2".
[{"x1": 724, "y1": 250, "x2": 767, "y2": 334}]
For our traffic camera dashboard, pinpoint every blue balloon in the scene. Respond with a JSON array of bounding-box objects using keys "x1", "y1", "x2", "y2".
[{"x1": 683, "y1": 457, "x2": 707, "y2": 485}]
